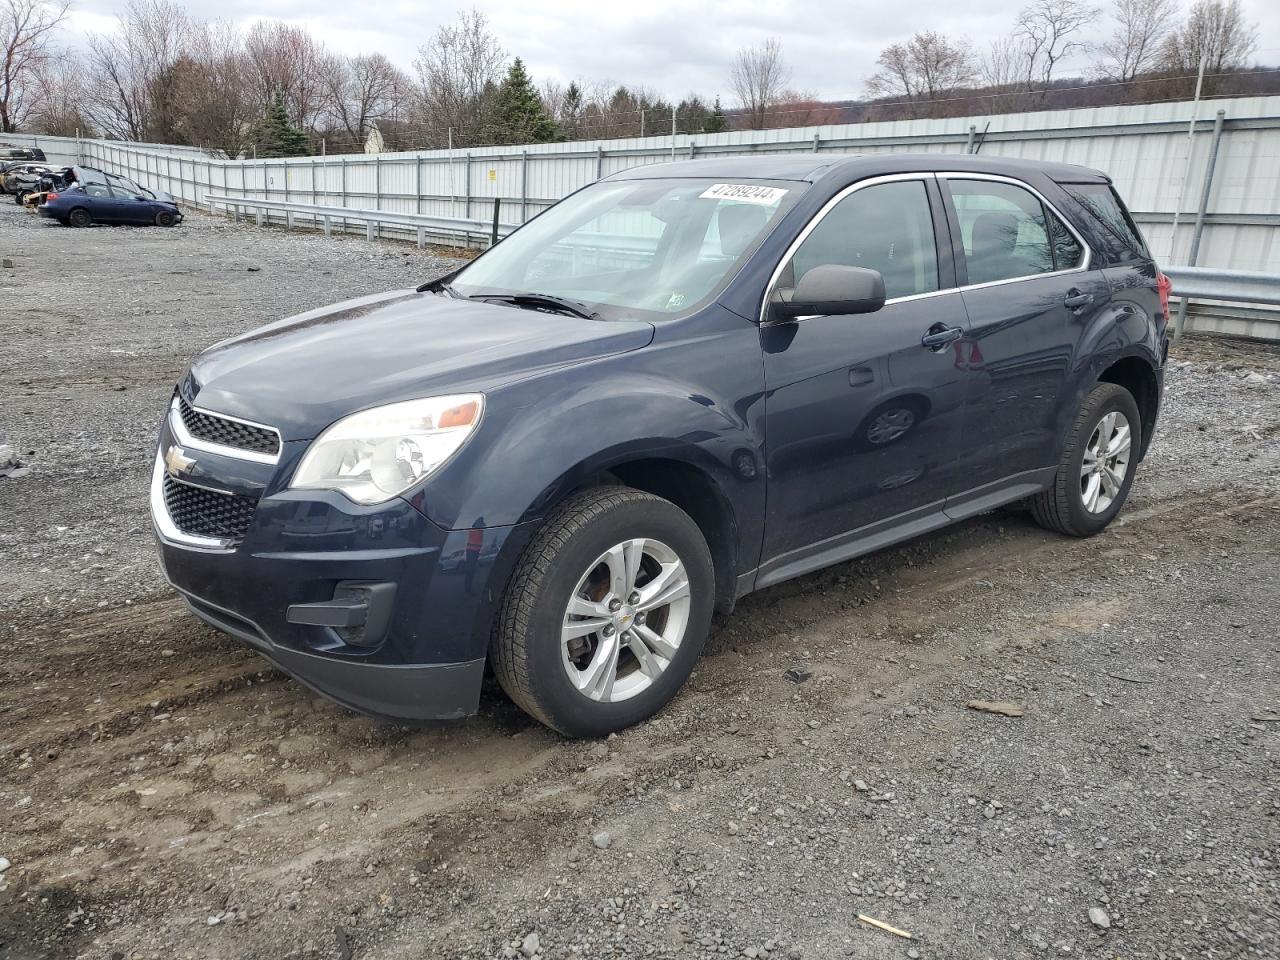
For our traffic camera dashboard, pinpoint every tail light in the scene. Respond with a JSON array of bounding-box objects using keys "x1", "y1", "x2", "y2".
[
  {"x1": 1156, "y1": 271, "x2": 1172, "y2": 322},
  {"x1": 44, "y1": 192, "x2": 57, "y2": 202}
]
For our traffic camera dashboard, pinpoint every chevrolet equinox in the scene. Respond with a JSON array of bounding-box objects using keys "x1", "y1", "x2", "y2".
[{"x1": 151, "y1": 154, "x2": 1168, "y2": 737}]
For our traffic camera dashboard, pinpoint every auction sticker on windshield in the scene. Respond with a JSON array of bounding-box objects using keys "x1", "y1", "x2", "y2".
[{"x1": 699, "y1": 183, "x2": 789, "y2": 205}]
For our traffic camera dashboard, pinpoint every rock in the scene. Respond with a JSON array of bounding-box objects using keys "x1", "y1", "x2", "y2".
[
  {"x1": 1, "y1": 258, "x2": 12, "y2": 268},
  {"x1": 247, "y1": 265, "x2": 262, "y2": 272},
  {"x1": 592, "y1": 830, "x2": 613, "y2": 850},
  {"x1": 1, "y1": 466, "x2": 31, "y2": 479},
  {"x1": 0, "y1": 445, "x2": 14, "y2": 468},
  {"x1": 727, "y1": 821, "x2": 740, "y2": 836},
  {"x1": 0, "y1": 857, "x2": 9, "y2": 872},
  {"x1": 907, "y1": 950, "x2": 921, "y2": 959},
  {"x1": 1243, "y1": 372, "x2": 1268, "y2": 386},
  {"x1": 520, "y1": 931, "x2": 540, "y2": 956},
  {"x1": 853, "y1": 780, "x2": 869, "y2": 792},
  {"x1": 1088, "y1": 907, "x2": 1111, "y2": 929},
  {"x1": 784, "y1": 667, "x2": 812, "y2": 683}
]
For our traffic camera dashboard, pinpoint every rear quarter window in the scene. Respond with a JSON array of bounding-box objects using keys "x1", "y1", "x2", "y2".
[{"x1": 1063, "y1": 183, "x2": 1151, "y2": 265}]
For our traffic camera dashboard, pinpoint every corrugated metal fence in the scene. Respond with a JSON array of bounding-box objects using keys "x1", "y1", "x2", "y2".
[{"x1": 8, "y1": 95, "x2": 1280, "y2": 335}]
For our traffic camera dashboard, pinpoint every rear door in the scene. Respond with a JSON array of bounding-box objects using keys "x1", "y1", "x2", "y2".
[{"x1": 938, "y1": 174, "x2": 1110, "y2": 511}]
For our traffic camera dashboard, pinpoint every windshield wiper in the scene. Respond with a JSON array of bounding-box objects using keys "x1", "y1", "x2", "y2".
[
  {"x1": 417, "y1": 277, "x2": 462, "y2": 297},
  {"x1": 477, "y1": 293, "x2": 601, "y2": 321}
]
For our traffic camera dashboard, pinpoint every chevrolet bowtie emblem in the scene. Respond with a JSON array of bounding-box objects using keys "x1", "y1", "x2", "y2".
[{"x1": 164, "y1": 445, "x2": 196, "y2": 477}]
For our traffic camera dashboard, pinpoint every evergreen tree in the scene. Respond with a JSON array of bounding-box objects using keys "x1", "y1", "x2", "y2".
[
  {"x1": 252, "y1": 97, "x2": 310, "y2": 157},
  {"x1": 493, "y1": 58, "x2": 558, "y2": 144},
  {"x1": 704, "y1": 96, "x2": 728, "y2": 134},
  {"x1": 560, "y1": 81, "x2": 584, "y2": 140}
]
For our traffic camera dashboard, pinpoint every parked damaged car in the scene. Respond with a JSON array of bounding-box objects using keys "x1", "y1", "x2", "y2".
[
  {"x1": 0, "y1": 144, "x2": 47, "y2": 162},
  {"x1": 151, "y1": 154, "x2": 1168, "y2": 738},
  {"x1": 38, "y1": 167, "x2": 182, "y2": 227},
  {"x1": 2, "y1": 163, "x2": 52, "y2": 202}
]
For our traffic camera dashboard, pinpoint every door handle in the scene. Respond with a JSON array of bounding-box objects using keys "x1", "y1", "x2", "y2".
[
  {"x1": 921, "y1": 324, "x2": 963, "y2": 351},
  {"x1": 848, "y1": 366, "x2": 875, "y2": 386},
  {"x1": 1064, "y1": 290, "x2": 1095, "y2": 310}
]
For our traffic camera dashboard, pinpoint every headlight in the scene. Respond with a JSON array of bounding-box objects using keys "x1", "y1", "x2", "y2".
[{"x1": 291, "y1": 395, "x2": 484, "y2": 504}]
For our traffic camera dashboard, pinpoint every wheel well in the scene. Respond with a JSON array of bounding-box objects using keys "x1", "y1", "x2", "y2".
[
  {"x1": 570, "y1": 459, "x2": 739, "y2": 615},
  {"x1": 1099, "y1": 357, "x2": 1158, "y2": 458}
]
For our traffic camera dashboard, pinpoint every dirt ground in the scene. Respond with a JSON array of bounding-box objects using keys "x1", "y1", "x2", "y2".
[{"x1": 1, "y1": 201, "x2": 1278, "y2": 960}]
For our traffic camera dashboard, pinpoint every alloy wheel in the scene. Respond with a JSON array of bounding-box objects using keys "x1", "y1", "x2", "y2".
[
  {"x1": 866, "y1": 408, "x2": 916, "y2": 445},
  {"x1": 1080, "y1": 411, "x2": 1131, "y2": 513},
  {"x1": 560, "y1": 537, "x2": 691, "y2": 703}
]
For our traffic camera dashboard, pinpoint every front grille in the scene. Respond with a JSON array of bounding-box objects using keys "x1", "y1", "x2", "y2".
[
  {"x1": 162, "y1": 474, "x2": 259, "y2": 542},
  {"x1": 178, "y1": 393, "x2": 280, "y2": 457}
]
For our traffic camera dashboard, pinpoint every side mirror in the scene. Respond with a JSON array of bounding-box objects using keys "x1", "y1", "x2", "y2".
[{"x1": 772, "y1": 265, "x2": 886, "y2": 320}]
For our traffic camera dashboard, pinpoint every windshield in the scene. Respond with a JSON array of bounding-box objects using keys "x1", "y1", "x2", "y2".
[{"x1": 451, "y1": 177, "x2": 802, "y2": 319}]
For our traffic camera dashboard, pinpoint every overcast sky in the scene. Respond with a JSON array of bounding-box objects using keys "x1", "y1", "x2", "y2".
[{"x1": 62, "y1": 0, "x2": 1280, "y2": 102}]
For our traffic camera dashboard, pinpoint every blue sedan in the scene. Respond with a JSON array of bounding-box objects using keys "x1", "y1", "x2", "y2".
[{"x1": 40, "y1": 180, "x2": 183, "y2": 228}]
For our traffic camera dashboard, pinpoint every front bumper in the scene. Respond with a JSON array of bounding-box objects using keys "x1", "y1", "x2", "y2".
[
  {"x1": 174, "y1": 586, "x2": 485, "y2": 720},
  {"x1": 150, "y1": 409, "x2": 532, "y2": 721}
]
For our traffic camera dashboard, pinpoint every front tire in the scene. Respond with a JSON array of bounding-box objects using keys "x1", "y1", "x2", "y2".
[
  {"x1": 1030, "y1": 382, "x2": 1141, "y2": 537},
  {"x1": 155, "y1": 210, "x2": 176, "y2": 227},
  {"x1": 491, "y1": 487, "x2": 715, "y2": 738}
]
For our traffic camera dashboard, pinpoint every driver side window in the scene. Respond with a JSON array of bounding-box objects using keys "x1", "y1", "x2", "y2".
[{"x1": 786, "y1": 180, "x2": 940, "y2": 301}]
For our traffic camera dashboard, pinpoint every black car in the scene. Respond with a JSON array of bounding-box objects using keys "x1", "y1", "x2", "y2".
[
  {"x1": 151, "y1": 154, "x2": 1168, "y2": 737},
  {"x1": 0, "y1": 145, "x2": 47, "y2": 162}
]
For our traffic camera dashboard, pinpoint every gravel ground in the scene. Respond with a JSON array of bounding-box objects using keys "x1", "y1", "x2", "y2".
[{"x1": 1, "y1": 199, "x2": 1278, "y2": 960}]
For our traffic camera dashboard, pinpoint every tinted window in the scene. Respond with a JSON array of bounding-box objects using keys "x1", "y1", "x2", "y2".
[
  {"x1": 948, "y1": 179, "x2": 1058, "y2": 284},
  {"x1": 1048, "y1": 211, "x2": 1085, "y2": 270},
  {"x1": 788, "y1": 180, "x2": 939, "y2": 300},
  {"x1": 1065, "y1": 183, "x2": 1149, "y2": 261}
]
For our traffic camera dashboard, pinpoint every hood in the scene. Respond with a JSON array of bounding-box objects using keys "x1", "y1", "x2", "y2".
[{"x1": 187, "y1": 289, "x2": 655, "y2": 440}]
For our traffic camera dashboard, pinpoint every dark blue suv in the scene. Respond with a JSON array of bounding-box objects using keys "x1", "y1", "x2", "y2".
[{"x1": 151, "y1": 154, "x2": 1167, "y2": 737}]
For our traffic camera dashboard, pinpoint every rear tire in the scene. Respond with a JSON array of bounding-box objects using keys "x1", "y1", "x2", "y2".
[
  {"x1": 15, "y1": 190, "x2": 28, "y2": 206},
  {"x1": 491, "y1": 486, "x2": 715, "y2": 738},
  {"x1": 1030, "y1": 382, "x2": 1141, "y2": 537},
  {"x1": 68, "y1": 208, "x2": 91, "y2": 228}
]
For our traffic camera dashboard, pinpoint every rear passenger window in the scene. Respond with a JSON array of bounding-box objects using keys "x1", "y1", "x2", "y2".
[
  {"x1": 1064, "y1": 183, "x2": 1149, "y2": 263},
  {"x1": 947, "y1": 179, "x2": 1058, "y2": 284},
  {"x1": 787, "y1": 180, "x2": 939, "y2": 300},
  {"x1": 1048, "y1": 211, "x2": 1085, "y2": 270}
]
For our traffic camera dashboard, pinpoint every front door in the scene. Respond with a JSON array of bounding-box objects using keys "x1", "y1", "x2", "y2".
[{"x1": 759, "y1": 176, "x2": 978, "y2": 582}]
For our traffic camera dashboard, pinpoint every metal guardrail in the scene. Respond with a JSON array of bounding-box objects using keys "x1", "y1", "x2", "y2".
[
  {"x1": 1164, "y1": 266, "x2": 1280, "y2": 306},
  {"x1": 204, "y1": 194, "x2": 518, "y2": 247},
  {"x1": 1164, "y1": 265, "x2": 1280, "y2": 342}
]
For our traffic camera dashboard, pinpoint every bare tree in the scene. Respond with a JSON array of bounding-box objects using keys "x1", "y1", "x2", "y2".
[
  {"x1": 412, "y1": 8, "x2": 505, "y2": 147},
  {"x1": 866, "y1": 32, "x2": 976, "y2": 115},
  {"x1": 323, "y1": 52, "x2": 407, "y2": 149},
  {"x1": 84, "y1": 0, "x2": 191, "y2": 141},
  {"x1": 244, "y1": 20, "x2": 326, "y2": 131},
  {"x1": 167, "y1": 20, "x2": 253, "y2": 155},
  {"x1": 1160, "y1": 0, "x2": 1258, "y2": 74},
  {"x1": 730, "y1": 37, "x2": 789, "y2": 130},
  {"x1": 1094, "y1": 0, "x2": 1178, "y2": 81},
  {"x1": 27, "y1": 57, "x2": 90, "y2": 135},
  {"x1": 0, "y1": 0, "x2": 70, "y2": 132},
  {"x1": 1015, "y1": 0, "x2": 1100, "y2": 99}
]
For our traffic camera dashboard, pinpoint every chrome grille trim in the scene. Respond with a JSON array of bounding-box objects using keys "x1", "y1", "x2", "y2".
[{"x1": 169, "y1": 396, "x2": 281, "y2": 464}]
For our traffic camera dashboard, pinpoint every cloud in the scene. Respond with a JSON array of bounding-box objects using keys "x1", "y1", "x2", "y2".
[{"x1": 62, "y1": 0, "x2": 1280, "y2": 102}]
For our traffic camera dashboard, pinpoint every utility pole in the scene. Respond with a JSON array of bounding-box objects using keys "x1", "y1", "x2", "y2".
[
  {"x1": 640, "y1": 109, "x2": 645, "y2": 138},
  {"x1": 671, "y1": 108, "x2": 677, "y2": 160}
]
